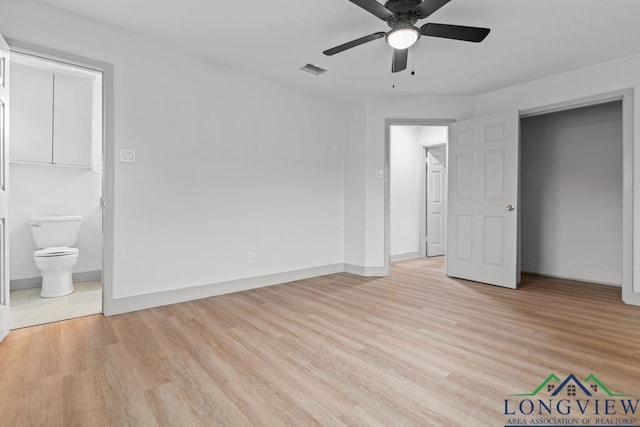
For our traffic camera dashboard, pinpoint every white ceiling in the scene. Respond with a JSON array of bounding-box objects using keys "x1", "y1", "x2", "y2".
[{"x1": 36, "y1": 0, "x2": 640, "y2": 101}]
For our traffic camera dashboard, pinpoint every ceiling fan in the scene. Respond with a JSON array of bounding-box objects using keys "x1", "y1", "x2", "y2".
[{"x1": 323, "y1": 0, "x2": 490, "y2": 73}]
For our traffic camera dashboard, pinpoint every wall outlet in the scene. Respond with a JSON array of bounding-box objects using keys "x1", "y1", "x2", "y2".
[
  {"x1": 120, "y1": 149, "x2": 136, "y2": 163},
  {"x1": 247, "y1": 251, "x2": 255, "y2": 263}
]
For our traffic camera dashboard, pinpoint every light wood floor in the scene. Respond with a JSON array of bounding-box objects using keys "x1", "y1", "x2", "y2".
[{"x1": 2, "y1": 257, "x2": 640, "y2": 426}]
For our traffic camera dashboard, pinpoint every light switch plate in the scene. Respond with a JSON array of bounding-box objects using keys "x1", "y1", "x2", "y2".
[{"x1": 120, "y1": 149, "x2": 136, "y2": 163}]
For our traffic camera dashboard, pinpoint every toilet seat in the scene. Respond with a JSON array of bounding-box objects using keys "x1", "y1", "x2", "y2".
[{"x1": 34, "y1": 246, "x2": 79, "y2": 257}]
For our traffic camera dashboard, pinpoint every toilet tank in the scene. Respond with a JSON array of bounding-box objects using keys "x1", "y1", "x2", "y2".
[{"x1": 30, "y1": 216, "x2": 83, "y2": 249}]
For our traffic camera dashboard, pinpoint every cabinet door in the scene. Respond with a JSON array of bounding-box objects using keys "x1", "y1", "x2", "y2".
[
  {"x1": 53, "y1": 73, "x2": 92, "y2": 167},
  {"x1": 10, "y1": 63, "x2": 53, "y2": 163}
]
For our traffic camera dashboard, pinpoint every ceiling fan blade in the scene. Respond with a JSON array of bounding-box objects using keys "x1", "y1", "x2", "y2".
[
  {"x1": 392, "y1": 48, "x2": 408, "y2": 73},
  {"x1": 323, "y1": 32, "x2": 386, "y2": 56},
  {"x1": 420, "y1": 23, "x2": 490, "y2": 42},
  {"x1": 416, "y1": 0, "x2": 451, "y2": 17},
  {"x1": 348, "y1": 0, "x2": 394, "y2": 20}
]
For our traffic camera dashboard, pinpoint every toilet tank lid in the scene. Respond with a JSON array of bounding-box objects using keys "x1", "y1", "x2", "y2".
[{"x1": 31, "y1": 215, "x2": 83, "y2": 222}]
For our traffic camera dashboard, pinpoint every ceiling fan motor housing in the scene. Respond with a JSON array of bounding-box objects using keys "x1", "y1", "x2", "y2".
[
  {"x1": 384, "y1": 0, "x2": 423, "y2": 28},
  {"x1": 384, "y1": 0, "x2": 422, "y2": 14}
]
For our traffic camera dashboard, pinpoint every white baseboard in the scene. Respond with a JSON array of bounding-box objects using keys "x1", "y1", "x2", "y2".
[
  {"x1": 104, "y1": 264, "x2": 344, "y2": 316},
  {"x1": 343, "y1": 264, "x2": 388, "y2": 277},
  {"x1": 521, "y1": 263, "x2": 622, "y2": 287},
  {"x1": 73, "y1": 270, "x2": 102, "y2": 282},
  {"x1": 623, "y1": 287, "x2": 640, "y2": 306},
  {"x1": 90, "y1": 260, "x2": 637, "y2": 317},
  {"x1": 390, "y1": 252, "x2": 420, "y2": 262},
  {"x1": 10, "y1": 270, "x2": 102, "y2": 291}
]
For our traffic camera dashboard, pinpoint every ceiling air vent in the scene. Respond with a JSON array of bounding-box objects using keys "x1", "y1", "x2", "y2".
[{"x1": 300, "y1": 64, "x2": 327, "y2": 76}]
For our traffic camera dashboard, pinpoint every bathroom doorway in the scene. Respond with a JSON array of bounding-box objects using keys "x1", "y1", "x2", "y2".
[{"x1": 8, "y1": 51, "x2": 103, "y2": 328}]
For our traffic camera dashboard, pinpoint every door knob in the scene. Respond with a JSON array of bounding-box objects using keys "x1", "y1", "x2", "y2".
[{"x1": 506, "y1": 204, "x2": 515, "y2": 212}]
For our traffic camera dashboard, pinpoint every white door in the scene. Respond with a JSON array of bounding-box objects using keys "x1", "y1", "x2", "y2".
[
  {"x1": 0, "y1": 34, "x2": 10, "y2": 341},
  {"x1": 446, "y1": 112, "x2": 520, "y2": 289},
  {"x1": 426, "y1": 146, "x2": 446, "y2": 257}
]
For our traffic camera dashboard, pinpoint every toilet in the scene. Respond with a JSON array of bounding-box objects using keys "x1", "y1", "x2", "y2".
[{"x1": 30, "y1": 216, "x2": 83, "y2": 298}]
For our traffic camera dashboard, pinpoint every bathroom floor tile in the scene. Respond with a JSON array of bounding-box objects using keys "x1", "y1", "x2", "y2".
[
  {"x1": 9, "y1": 280, "x2": 103, "y2": 329},
  {"x1": 10, "y1": 289, "x2": 31, "y2": 303},
  {"x1": 75, "y1": 280, "x2": 102, "y2": 292},
  {"x1": 10, "y1": 296, "x2": 33, "y2": 309},
  {"x1": 26, "y1": 296, "x2": 72, "y2": 309},
  {"x1": 26, "y1": 308, "x2": 74, "y2": 325},
  {"x1": 69, "y1": 289, "x2": 102, "y2": 304},
  {"x1": 72, "y1": 302, "x2": 102, "y2": 318},
  {"x1": 10, "y1": 309, "x2": 26, "y2": 328},
  {"x1": 26, "y1": 288, "x2": 42, "y2": 300}
]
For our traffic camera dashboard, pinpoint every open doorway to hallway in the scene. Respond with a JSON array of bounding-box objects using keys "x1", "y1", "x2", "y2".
[{"x1": 389, "y1": 124, "x2": 448, "y2": 263}]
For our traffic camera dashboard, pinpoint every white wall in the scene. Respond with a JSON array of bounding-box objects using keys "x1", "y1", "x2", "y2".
[
  {"x1": 475, "y1": 52, "x2": 640, "y2": 296},
  {"x1": 0, "y1": 0, "x2": 346, "y2": 303},
  {"x1": 521, "y1": 102, "x2": 623, "y2": 285},
  {"x1": 9, "y1": 164, "x2": 102, "y2": 282},
  {"x1": 344, "y1": 101, "x2": 367, "y2": 267},
  {"x1": 418, "y1": 126, "x2": 448, "y2": 147}
]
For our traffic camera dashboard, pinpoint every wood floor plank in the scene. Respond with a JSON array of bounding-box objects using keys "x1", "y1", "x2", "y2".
[
  {"x1": 2, "y1": 257, "x2": 640, "y2": 426},
  {"x1": 145, "y1": 351, "x2": 252, "y2": 427},
  {"x1": 61, "y1": 370, "x2": 109, "y2": 427}
]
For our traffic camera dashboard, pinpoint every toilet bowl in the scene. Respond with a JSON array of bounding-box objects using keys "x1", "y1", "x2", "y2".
[
  {"x1": 30, "y1": 216, "x2": 83, "y2": 298},
  {"x1": 34, "y1": 247, "x2": 79, "y2": 297}
]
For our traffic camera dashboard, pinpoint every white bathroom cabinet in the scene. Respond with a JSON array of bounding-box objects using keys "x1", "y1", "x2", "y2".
[
  {"x1": 10, "y1": 63, "x2": 54, "y2": 164},
  {"x1": 52, "y1": 73, "x2": 93, "y2": 167},
  {"x1": 10, "y1": 63, "x2": 93, "y2": 168}
]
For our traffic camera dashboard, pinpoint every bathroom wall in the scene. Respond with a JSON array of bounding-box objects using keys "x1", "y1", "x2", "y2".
[{"x1": 9, "y1": 163, "x2": 102, "y2": 286}]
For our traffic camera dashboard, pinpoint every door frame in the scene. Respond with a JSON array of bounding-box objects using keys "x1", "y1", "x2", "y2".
[
  {"x1": 6, "y1": 39, "x2": 115, "y2": 316},
  {"x1": 421, "y1": 143, "x2": 447, "y2": 258},
  {"x1": 520, "y1": 88, "x2": 634, "y2": 303},
  {"x1": 384, "y1": 118, "x2": 454, "y2": 271}
]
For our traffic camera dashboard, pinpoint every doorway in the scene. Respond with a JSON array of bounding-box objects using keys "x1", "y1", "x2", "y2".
[
  {"x1": 8, "y1": 51, "x2": 103, "y2": 328},
  {"x1": 388, "y1": 123, "x2": 449, "y2": 263},
  {"x1": 441, "y1": 90, "x2": 632, "y2": 300},
  {"x1": 520, "y1": 100, "x2": 623, "y2": 287}
]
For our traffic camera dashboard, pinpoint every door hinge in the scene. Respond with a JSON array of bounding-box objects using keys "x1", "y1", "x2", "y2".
[{"x1": 100, "y1": 197, "x2": 106, "y2": 209}]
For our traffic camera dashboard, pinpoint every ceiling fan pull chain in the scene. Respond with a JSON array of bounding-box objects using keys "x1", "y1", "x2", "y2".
[{"x1": 411, "y1": 49, "x2": 416, "y2": 75}]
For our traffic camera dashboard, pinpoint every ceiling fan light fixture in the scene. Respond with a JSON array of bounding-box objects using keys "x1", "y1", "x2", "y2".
[{"x1": 386, "y1": 26, "x2": 420, "y2": 50}]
